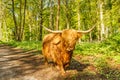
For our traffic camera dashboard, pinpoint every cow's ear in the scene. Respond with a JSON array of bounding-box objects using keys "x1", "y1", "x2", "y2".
[
  {"x1": 52, "y1": 36, "x2": 61, "y2": 44},
  {"x1": 77, "y1": 33, "x2": 82, "y2": 38}
]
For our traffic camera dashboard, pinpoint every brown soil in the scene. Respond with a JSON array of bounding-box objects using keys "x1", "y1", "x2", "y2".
[{"x1": 0, "y1": 44, "x2": 113, "y2": 80}]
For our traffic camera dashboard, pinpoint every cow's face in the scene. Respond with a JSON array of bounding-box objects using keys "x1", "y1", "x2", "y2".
[{"x1": 62, "y1": 29, "x2": 82, "y2": 51}]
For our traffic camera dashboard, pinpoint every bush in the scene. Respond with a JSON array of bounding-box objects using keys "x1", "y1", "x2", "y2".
[
  {"x1": 75, "y1": 33, "x2": 120, "y2": 55},
  {"x1": 104, "y1": 33, "x2": 120, "y2": 53}
]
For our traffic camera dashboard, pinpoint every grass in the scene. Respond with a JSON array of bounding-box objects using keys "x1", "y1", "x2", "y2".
[{"x1": 0, "y1": 41, "x2": 42, "y2": 51}]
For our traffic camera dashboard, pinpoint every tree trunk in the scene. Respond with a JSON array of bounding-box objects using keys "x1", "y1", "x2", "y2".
[
  {"x1": 21, "y1": 0, "x2": 27, "y2": 41},
  {"x1": 0, "y1": 2, "x2": 2, "y2": 40},
  {"x1": 29, "y1": 24, "x2": 32, "y2": 41},
  {"x1": 97, "y1": 24, "x2": 101, "y2": 41},
  {"x1": 11, "y1": 0, "x2": 18, "y2": 41},
  {"x1": 99, "y1": 1, "x2": 105, "y2": 41},
  {"x1": 39, "y1": 0, "x2": 43, "y2": 41},
  {"x1": 77, "y1": 9, "x2": 80, "y2": 30},
  {"x1": 109, "y1": 0, "x2": 113, "y2": 37},
  {"x1": 19, "y1": 0, "x2": 22, "y2": 41},
  {"x1": 96, "y1": 1, "x2": 100, "y2": 41},
  {"x1": 77, "y1": 1, "x2": 81, "y2": 43},
  {"x1": 65, "y1": 0, "x2": 69, "y2": 29},
  {"x1": 3, "y1": 18, "x2": 8, "y2": 41},
  {"x1": 0, "y1": 22, "x2": 2, "y2": 40},
  {"x1": 63, "y1": 0, "x2": 69, "y2": 29},
  {"x1": 88, "y1": 0, "x2": 92, "y2": 42},
  {"x1": 56, "y1": 0, "x2": 60, "y2": 30},
  {"x1": 49, "y1": 0, "x2": 54, "y2": 29}
]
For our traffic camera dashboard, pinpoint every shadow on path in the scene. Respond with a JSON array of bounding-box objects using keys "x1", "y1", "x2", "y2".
[{"x1": 0, "y1": 45, "x2": 44, "y2": 80}]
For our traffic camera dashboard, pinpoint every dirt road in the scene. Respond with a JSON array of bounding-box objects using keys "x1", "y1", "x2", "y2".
[
  {"x1": 0, "y1": 44, "x2": 107, "y2": 80},
  {"x1": 0, "y1": 45, "x2": 64, "y2": 80}
]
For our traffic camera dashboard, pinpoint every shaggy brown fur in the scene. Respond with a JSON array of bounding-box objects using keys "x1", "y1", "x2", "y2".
[{"x1": 42, "y1": 26, "x2": 95, "y2": 74}]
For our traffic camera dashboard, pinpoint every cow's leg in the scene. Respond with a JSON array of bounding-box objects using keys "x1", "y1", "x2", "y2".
[
  {"x1": 58, "y1": 63, "x2": 65, "y2": 75},
  {"x1": 44, "y1": 57, "x2": 48, "y2": 65},
  {"x1": 65, "y1": 63, "x2": 70, "y2": 68},
  {"x1": 60, "y1": 65, "x2": 65, "y2": 75},
  {"x1": 55, "y1": 64, "x2": 60, "y2": 70},
  {"x1": 64, "y1": 62, "x2": 70, "y2": 68}
]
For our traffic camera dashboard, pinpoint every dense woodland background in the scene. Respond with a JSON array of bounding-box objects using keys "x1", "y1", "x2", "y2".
[
  {"x1": 0, "y1": 0, "x2": 120, "y2": 42},
  {"x1": 0, "y1": 0, "x2": 120, "y2": 79}
]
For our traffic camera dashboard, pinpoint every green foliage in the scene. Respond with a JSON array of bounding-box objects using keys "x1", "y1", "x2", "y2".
[
  {"x1": 103, "y1": 33, "x2": 120, "y2": 53},
  {"x1": 5, "y1": 41, "x2": 42, "y2": 50},
  {"x1": 75, "y1": 33, "x2": 120, "y2": 55},
  {"x1": 74, "y1": 42, "x2": 98, "y2": 55},
  {"x1": 0, "y1": 40, "x2": 3, "y2": 44}
]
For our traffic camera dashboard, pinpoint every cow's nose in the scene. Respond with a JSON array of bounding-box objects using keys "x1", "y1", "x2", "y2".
[{"x1": 67, "y1": 47, "x2": 74, "y2": 51}]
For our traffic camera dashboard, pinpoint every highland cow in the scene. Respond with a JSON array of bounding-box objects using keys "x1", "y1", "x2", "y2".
[{"x1": 42, "y1": 25, "x2": 95, "y2": 74}]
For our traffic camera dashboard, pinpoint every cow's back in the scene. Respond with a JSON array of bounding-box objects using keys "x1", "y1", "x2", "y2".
[{"x1": 42, "y1": 33, "x2": 62, "y2": 61}]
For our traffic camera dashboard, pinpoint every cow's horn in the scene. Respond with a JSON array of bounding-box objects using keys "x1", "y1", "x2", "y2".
[
  {"x1": 77, "y1": 25, "x2": 96, "y2": 34},
  {"x1": 43, "y1": 26, "x2": 62, "y2": 33}
]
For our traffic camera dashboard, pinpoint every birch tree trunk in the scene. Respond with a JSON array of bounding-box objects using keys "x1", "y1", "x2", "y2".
[
  {"x1": 65, "y1": 0, "x2": 69, "y2": 29},
  {"x1": 77, "y1": 1, "x2": 81, "y2": 43},
  {"x1": 49, "y1": 0, "x2": 54, "y2": 29},
  {"x1": 88, "y1": 0, "x2": 92, "y2": 42},
  {"x1": 99, "y1": 1, "x2": 105, "y2": 41},
  {"x1": 56, "y1": 0, "x2": 60, "y2": 30},
  {"x1": 66, "y1": 11, "x2": 69, "y2": 29}
]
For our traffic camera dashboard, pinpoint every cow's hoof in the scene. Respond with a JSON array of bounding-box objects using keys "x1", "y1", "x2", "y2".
[
  {"x1": 61, "y1": 71, "x2": 66, "y2": 76},
  {"x1": 61, "y1": 69, "x2": 66, "y2": 75},
  {"x1": 45, "y1": 62, "x2": 48, "y2": 66},
  {"x1": 56, "y1": 65, "x2": 60, "y2": 70}
]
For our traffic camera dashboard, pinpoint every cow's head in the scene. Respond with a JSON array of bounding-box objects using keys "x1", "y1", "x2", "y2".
[
  {"x1": 44, "y1": 25, "x2": 95, "y2": 51},
  {"x1": 61, "y1": 29, "x2": 82, "y2": 51}
]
